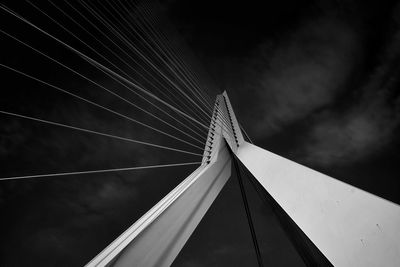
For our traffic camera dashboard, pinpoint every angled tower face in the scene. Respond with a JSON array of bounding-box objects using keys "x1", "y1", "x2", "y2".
[
  {"x1": 86, "y1": 92, "x2": 237, "y2": 267},
  {"x1": 87, "y1": 92, "x2": 400, "y2": 267},
  {"x1": 236, "y1": 142, "x2": 400, "y2": 267}
]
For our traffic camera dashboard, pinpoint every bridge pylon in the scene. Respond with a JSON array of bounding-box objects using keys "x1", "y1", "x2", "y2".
[{"x1": 87, "y1": 92, "x2": 400, "y2": 267}]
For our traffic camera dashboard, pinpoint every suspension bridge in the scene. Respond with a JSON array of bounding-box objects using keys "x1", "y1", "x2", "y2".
[{"x1": 0, "y1": 1, "x2": 400, "y2": 266}]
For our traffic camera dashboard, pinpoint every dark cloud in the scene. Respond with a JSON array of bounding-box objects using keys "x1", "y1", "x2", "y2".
[
  {"x1": 221, "y1": 3, "x2": 400, "y2": 169},
  {"x1": 296, "y1": 12, "x2": 400, "y2": 166},
  {"x1": 243, "y1": 18, "x2": 361, "y2": 137}
]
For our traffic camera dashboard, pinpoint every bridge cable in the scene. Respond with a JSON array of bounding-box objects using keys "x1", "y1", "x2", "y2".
[
  {"x1": 103, "y1": 0, "x2": 214, "y2": 117},
  {"x1": 240, "y1": 124, "x2": 254, "y2": 144},
  {"x1": 0, "y1": 29, "x2": 207, "y2": 146},
  {"x1": 120, "y1": 0, "x2": 216, "y2": 114},
  {"x1": 0, "y1": 110, "x2": 204, "y2": 157},
  {"x1": 0, "y1": 162, "x2": 202, "y2": 181},
  {"x1": 231, "y1": 154, "x2": 264, "y2": 267},
  {"x1": 70, "y1": 0, "x2": 231, "y2": 134},
  {"x1": 236, "y1": 156, "x2": 333, "y2": 266},
  {"x1": 131, "y1": 2, "x2": 233, "y2": 129},
  {"x1": 26, "y1": 0, "x2": 211, "y2": 137},
  {"x1": 78, "y1": 1, "x2": 212, "y2": 125},
  {"x1": 0, "y1": 63, "x2": 207, "y2": 151},
  {"x1": 137, "y1": 0, "x2": 223, "y2": 116},
  {"x1": 53, "y1": 0, "x2": 209, "y2": 140},
  {"x1": 143, "y1": 1, "x2": 223, "y2": 98},
  {"x1": 0, "y1": 5, "x2": 212, "y2": 131},
  {"x1": 50, "y1": 0, "x2": 209, "y2": 126}
]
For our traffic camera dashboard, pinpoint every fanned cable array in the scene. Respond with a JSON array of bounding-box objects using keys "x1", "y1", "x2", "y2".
[{"x1": 0, "y1": 0, "x2": 234, "y2": 181}]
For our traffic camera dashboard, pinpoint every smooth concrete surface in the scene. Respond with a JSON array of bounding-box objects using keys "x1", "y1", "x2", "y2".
[{"x1": 237, "y1": 141, "x2": 400, "y2": 267}]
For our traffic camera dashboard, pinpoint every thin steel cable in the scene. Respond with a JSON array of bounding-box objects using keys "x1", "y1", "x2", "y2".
[
  {"x1": 138, "y1": 0, "x2": 215, "y2": 98},
  {"x1": 90, "y1": 57, "x2": 211, "y2": 131},
  {"x1": 240, "y1": 124, "x2": 254, "y2": 144},
  {"x1": 0, "y1": 110, "x2": 204, "y2": 157},
  {"x1": 1, "y1": 2, "x2": 233, "y2": 161},
  {"x1": 105, "y1": 0, "x2": 213, "y2": 112},
  {"x1": 2, "y1": 3, "x2": 227, "y2": 141},
  {"x1": 98, "y1": 1, "x2": 215, "y2": 123},
  {"x1": 92, "y1": 0, "x2": 211, "y2": 129},
  {"x1": 58, "y1": 0, "x2": 209, "y2": 140},
  {"x1": 141, "y1": 1, "x2": 221, "y2": 98},
  {"x1": 0, "y1": 161, "x2": 202, "y2": 181},
  {"x1": 107, "y1": 1, "x2": 214, "y2": 122},
  {"x1": 28, "y1": 0, "x2": 206, "y2": 128},
  {"x1": 0, "y1": 28, "x2": 206, "y2": 146},
  {"x1": 237, "y1": 156, "x2": 333, "y2": 266},
  {"x1": 134, "y1": 0, "x2": 216, "y2": 111},
  {"x1": 140, "y1": 4, "x2": 216, "y2": 111},
  {"x1": 0, "y1": 63, "x2": 206, "y2": 151},
  {"x1": 50, "y1": 0, "x2": 193, "y2": 114},
  {"x1": 87, "y1": 57, "x2": 211, "y2": 136},
  {"x1": 49, "y1": 0, "x2": 195, "y2": 121},
  {"x1": 136, "y1": 2, "x2": 232, "y2": 128},
  {"x1": 232, "y1": 154, "x2": 264, "y2": 267},
  {"x1": 26, "y1": 0, "x2": 137, "y2": 84},
  {"x1": 83, "y1": 0, "x2": 220, "y2": 134},
  {"x1": 0, "y1": 5, "x2": 211, "y2": 131},
  {"x1": 78, "y1": 0, "x2": 212, "y2": 123},
  {"x1": 79, "y1": 1, "x2": 212, "y2": 126},
  {"x1": 108, "y1": 0, "x2": 214, "y2": 117}
]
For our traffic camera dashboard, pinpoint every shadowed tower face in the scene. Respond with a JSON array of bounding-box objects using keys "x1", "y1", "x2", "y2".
[{"x1": 87, "y1": 91, "x2": 400, "y2": 267}]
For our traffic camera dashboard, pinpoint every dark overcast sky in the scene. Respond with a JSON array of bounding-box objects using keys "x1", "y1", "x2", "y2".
[{"x1": 0, "y1": 0, "x2": 399, "y2": 266}]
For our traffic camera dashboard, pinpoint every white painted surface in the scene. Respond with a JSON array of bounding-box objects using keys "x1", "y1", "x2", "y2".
[
  {"x1": 86, "y1": 145, "x2": 231, "y2": 267},
  {"x1": 237, "y1": 141, "x2": 400, "y2": 267},
  {"x1": 86, "y1": 96, "x2": 232, "y2": 267}
]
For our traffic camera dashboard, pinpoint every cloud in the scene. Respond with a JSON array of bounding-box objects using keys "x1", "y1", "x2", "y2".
[
  {"x1": 0, "y1": 121, "x2": 24, "y2": 157},
  {"x1": 236, "y1": 17, "x2": 361, "y2": 137},
  {"x1": 298, "y1": 101, "x2": 400, "y2": 166},
  {"x1": 226, "y1": 7, "x2": 400, "y2": 168},
  {"x1": 296, "y1": 18, "x2": 400, "y2": 166}
]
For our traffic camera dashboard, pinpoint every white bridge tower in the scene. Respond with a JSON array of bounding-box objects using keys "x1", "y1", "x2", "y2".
[{"x1": 87, "y1": 91, "x2": 400, "y2": 267}]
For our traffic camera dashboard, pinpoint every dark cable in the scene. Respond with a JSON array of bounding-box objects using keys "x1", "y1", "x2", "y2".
[
  {"x1": 236, "y1": 158, "x2": 333, "y2": 267},
  {"x1": 231, "y1": 152, "x2": 264, "y2": 267}
]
